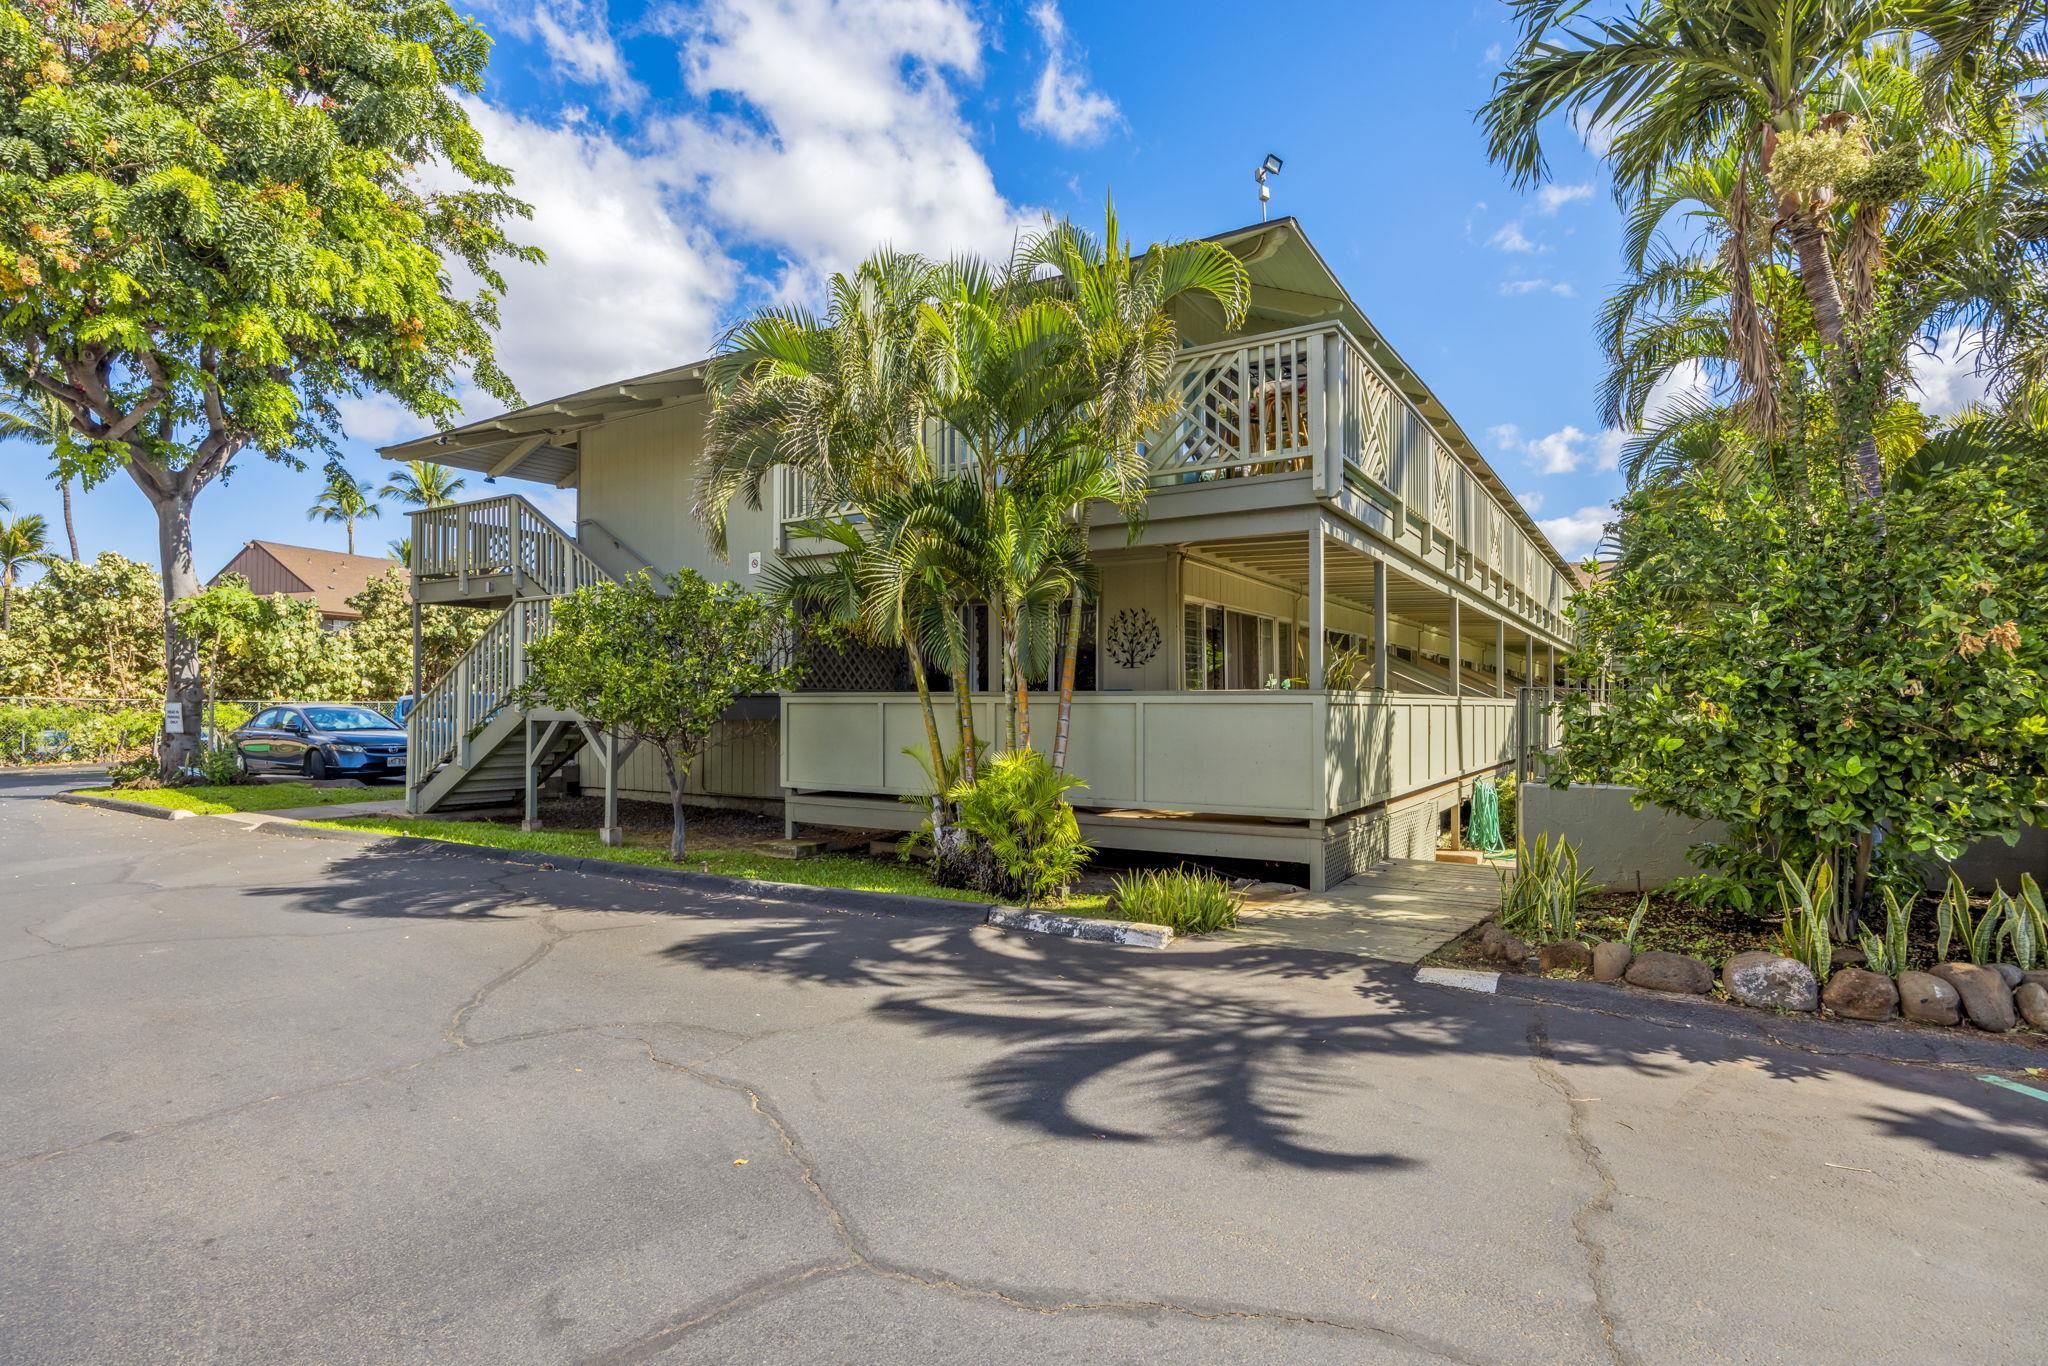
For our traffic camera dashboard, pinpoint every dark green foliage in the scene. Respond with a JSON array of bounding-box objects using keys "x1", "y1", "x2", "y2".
[
  {"x1": 942, "y1": 748, "x2": 1092, "y2": 906},
  {"x1": 1110, "y1": 867, "x2": 1241, "y2": 935}
]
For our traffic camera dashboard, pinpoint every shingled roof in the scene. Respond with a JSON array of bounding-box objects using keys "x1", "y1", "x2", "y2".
[{"x1": 208, "y1": 541, "x2": 405, "y2": 622}]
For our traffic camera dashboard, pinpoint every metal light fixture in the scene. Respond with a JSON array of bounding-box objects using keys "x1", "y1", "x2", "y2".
[{"x1": 1255, "y1": 153, "x2": 1283, "y2": 220}]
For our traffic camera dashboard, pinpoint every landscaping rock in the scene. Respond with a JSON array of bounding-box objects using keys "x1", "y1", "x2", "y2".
[
  {"x1": 1993, "y1": 963, "x2": 2024, "y2": 989},
  {"x1": 1930, "y1": 963, "x2": 2016, "y2": 1033},
  {"x1": 1721, "y1": 952, "x2": 1819, "y2": 1011},
  {"x1": 2024, "y1": 971, "x2": 2048, "y2": 993},
  {"x1": 2016, "y1": 982, "x2": 2048, "y2": 1031},
  {"x1": 1821, "y1": 967, "x2": 1898, "y2": 1021},
  {"x1": 1828, "y1": 945, "x2": 1868, "y2": 971},
  {"x1": 1592, "y1": 941, "x2": 1632, "y2": 983},
  {"x1": 1624, "y1": 950, "x2": 1713, "y2": 994},
  {"x1": 1480, "y1": 923, "x2": 1531, "y2": 966},
  {"x1": 1538, "y1": 940, "x2": 1593, "y2": 974},
  {"x1": 1898, "y1": 972, "x2": 1962, "y2": 1026}
]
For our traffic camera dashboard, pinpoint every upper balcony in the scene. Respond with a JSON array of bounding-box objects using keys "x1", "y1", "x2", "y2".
[
  {"x1": 410, "y1": 493, "x2": 610, "y2": 609},
  {"x1": 775, "y1": 321, "x2": 1572, "y2": 637}
]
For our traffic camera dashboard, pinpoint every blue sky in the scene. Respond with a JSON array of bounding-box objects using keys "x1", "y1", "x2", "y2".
[{"x1": 4, "y1": 0, "x2": 1980, "y2": 581}]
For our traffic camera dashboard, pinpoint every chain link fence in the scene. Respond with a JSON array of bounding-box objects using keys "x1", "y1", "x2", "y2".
[{"x1": 1, "y1": 696, "x2": 401, "y2": 766}]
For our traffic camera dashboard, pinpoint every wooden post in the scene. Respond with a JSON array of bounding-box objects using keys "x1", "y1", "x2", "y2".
[
  {"x1": 600, "y1": 727, "x2": 623, "y2": 847},
  {"x1": 456, "y1": 503, "x2": 471, "y2": 597},
  {"x1": 1448, "y1": 597, "x2": 1462, "y2": 698},
  {"x1": 521, "y1": 718, "x2": 541, "y2": 832},
  {"x1": 406, "y1": 596, "x2": 423, "y2": 816},
  {"x1": 1494, "y1": 618, "x2": 1506, "y2": 698},
  {"x1": 1372, "y1": 559, "x2": 1389, "y2": 692},
  {"x1": 1307, "y1": 527, "x2": 1326, "y2": 690},
  {"x1": 454, "y1": 654, "x2": 471, "y2": 768}
]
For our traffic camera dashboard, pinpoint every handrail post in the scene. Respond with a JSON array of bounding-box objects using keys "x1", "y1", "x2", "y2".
[
  {"x1": 454, "y1": 654, "x2": 471, "y2": 768},
  {"x1": 456, "y1": 503, "x2": 471, "y2": 597}
]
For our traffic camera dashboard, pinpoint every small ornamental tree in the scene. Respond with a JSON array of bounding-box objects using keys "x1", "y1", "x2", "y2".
[
  {"x1": 1554, "y1": 456, "x2": 2048, "y2": 921},
  {"x1": 0, "y1": 0, "x2": 538, "y2": 770},
  {"x1": 519, "y1": 571, "x2": 800, "y2": 860}
]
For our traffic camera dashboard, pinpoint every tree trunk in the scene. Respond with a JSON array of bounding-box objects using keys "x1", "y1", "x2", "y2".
[
  {"x1": 660, "y1": 746, "x2": 689, "y2": 861},
  {"x1": 1782, "y1": 209, "x2": 1885, "y2": 503},
  {"x1": 1005, "y1": 612, "x2": 1029, "y2": 750},
  {"x1": 1051, "y1": 588, "x2": 1082, "y2": 773},
  {"x1": 952, "y1": 668, "x2": 977, "y2": 784},
  {"x1": 345, "y1": 518, "x2": 355, "y2": 555},
  {"x1": 60, "y1": 479, "x2": 79, "y2": 561},
  {"x1": 904, "y1": 641, "x2": 949, "y2": 835},
  {"x1": 1, "y1": 571, "x2": 12, "y2": 630},
  {"x1": 155, "y1": 491, "x2": 205, "y2": 773}
]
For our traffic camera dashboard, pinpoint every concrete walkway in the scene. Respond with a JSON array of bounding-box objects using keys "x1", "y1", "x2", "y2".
[{"x1": 1231, "y1": 857, "x2": 1502, "y2": 961}]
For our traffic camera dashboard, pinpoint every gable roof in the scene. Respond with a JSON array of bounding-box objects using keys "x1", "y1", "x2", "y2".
[
  {"x1": 382, "y1": 216, "x2": 1575, "y2": 578},
  {"x1": 211, "y1": 541, "x2": 404, "y2": 621}
]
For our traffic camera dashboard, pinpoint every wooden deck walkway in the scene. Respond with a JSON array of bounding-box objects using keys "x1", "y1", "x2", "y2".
[{"x1": 1230, "y1": 858, "x2": 1504, "y2": 962}]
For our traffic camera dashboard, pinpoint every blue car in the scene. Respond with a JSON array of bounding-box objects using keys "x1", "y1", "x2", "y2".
[{"x1": 230, "y1": 704, "x2": 408, "y2": 782}]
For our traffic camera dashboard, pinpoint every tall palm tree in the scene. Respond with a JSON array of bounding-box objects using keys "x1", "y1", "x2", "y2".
[
  {"x1": 0, "y1": 514, "x2": 56, "y2": 629},
  {"x1": 379, "y1": 460, "x2": 467, "y2": 508},
  {"x1": 701, "y1": 251, "x2": 972, "y2": 782},
  {"x1": 307, "y1": 467, "x2": 381, "y2": 554},
  {"x1": 0, "y1": 391, "x2": 82, "y2": 560},
  {"x1": 388, "y1": 536, "x2": 412, "y2": 567},
  {"x1": 1015, "y1": 202, "x2": 1250, "y2": 770},
  {"x1": 1481, "y1": 0, "x2": 1978, "y2": 503}
]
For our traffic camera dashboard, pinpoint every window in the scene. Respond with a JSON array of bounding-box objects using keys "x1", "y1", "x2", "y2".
[
  {"x1": 1184, "y1": 601, "x2": 1292, "y2": 689},
  {"x1": 303, "y1": 706, "x2": 398, "y2": 731},
  {"x1": 251, "y1": 708, "x2": 281, "y2": 729}
]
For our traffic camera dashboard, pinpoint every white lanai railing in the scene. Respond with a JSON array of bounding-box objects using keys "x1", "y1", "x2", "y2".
[
  {"x1": 412, "y1": 493, "x2": 609, "y2": 599},
  {"x1": 405, "y1": 597, "x2": 556, "y2": 802}
]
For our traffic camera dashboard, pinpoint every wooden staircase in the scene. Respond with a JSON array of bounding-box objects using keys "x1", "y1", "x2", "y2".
[{"x1": 404, "y1": 496, "x2": 615, "y2": 815}]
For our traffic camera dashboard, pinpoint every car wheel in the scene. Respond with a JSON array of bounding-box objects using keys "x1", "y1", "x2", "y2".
[
  {"x1": 234, "y1": 749, "x2": 249, "y2": 776},
  {"x1": 304, "y1": 750, "x2": 327, "y2": 781}
]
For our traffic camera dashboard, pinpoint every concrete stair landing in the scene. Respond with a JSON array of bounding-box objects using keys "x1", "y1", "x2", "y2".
[{"x1": 1231, "y1": 858, "x2": 1502, "y2": 962}]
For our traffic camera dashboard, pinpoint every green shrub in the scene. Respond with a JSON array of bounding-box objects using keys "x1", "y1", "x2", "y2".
[
  {"x1": 193, "y1": 744, "x2": 248, "y2": 787},
  {"x1": 1111, "y1": 867, "x2": 1241, "y2": 934},
  {"x1": 1498, "y1": 834, "x2": 1594, "y2": 942},
  {"x1": 944, "y1": 749, "x2": 1092, "y2": 906},
  {"x1": 0, "y1": 702, "x2": 159, "y2": 763},
  {"x1": 1774, "y1": 857, "x2": 1835, "y2": 981},
  {"x1": 1495, "y1": 772, "x2": 1519, "y2": 845},
  {"x1": 1941, "y1": 870, "x2": 2048, "y2": 969},
  {"x1": 1622, "y1": 893, "x2": 1651, "y2": 950},
  {"x1": 1857, "y1": 886, "x2": 1912, "y2": 976}
]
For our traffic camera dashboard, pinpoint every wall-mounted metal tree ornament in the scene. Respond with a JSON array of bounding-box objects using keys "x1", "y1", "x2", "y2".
[{"x1": 1105, "y1": 608, "x2": 1161, "y2": 670}]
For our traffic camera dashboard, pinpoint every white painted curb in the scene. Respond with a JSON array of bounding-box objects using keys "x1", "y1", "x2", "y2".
[
  {"x1": 987, "y1": 906, "x2": 1174, "y2": 948},
  {"x1": 53, "y1": 792, "x2": 195, "y2": 821},
  {"x1": 1414, "y1": 966, "x2": 1500, "y2": 994}
]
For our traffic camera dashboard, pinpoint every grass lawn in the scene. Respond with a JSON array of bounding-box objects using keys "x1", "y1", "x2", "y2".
[
  {"x1": 309, "y1": 813, "x2": 1113, "y2": 913},
  {"x1": 81, "y1": 783, "x2": 406, "y2": 815}
]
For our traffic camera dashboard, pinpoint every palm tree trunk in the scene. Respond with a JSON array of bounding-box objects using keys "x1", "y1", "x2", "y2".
[
  {"x1": 2, "y1": 571, "x2": 11, "y2": 630},
  {"x1": 952, "y1": 667, "x2": 977, "y2": 784},
  {"x1": 345, "y1": 518, "x2": 355, "y2": 555},
  {"x1": 904, "y1": 641, "x2": 949, "y2": 833},
  {"x1": 1782, "y1": 209, "x2": 1885, "y2": 502},
  {"x1": 60, "y1": 479, "x2": 79, "y2": 561},
  {"x1": 1004, "y1": 611, "x2": 1029, "y2": 750},
  {"x1": 1052, "y1": 588, "x2": 1083, "y2": 773}
]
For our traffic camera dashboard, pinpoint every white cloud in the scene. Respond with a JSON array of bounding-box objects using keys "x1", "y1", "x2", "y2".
[
  {"x1": 477, "y1": 1, "x2": 645, "y2": 111},
  {"x1": 1910, "y1": 327, "x2": 1992, "y2": 417},
  {"x1": 657, "y1": 0, "x2": 1033, "y2": 298},
  {"x1": 1535, "y1": 182, "x2": 1592, "y2": 214},
  {"x1": 1022, "y1": 1, "x2": 1120, "y2": 145},
  {"x1": 1539, "y1": 504, "x2": 1616, "y2": 559},
  {"x1": 1572, "y1": 107, "x2": 1621, "y2": 157},
  {"x1": 334, "y1": 393, "x2": 422, "y2": 446},
  {"x1": 1593, "y1": 428, "x2": 1629, "y2": 473},
  {"x1": 1500, "y1": 277, "x2": 1575, "y2": 298},
  {"x1": 447, "y1": 100, "x2": 737, "y2": 400},
  {"x1": 1529, "y1": 425, "x2": 1591, "y2": 474},
  {"x1": 1516, "y1": 490, "x2": 1545, "y2": 513},
  {"x1": 1488, "y1": 220, "x2": 1541, "y2": 253},
  {"x1": 1488, "y1": 422, "x2": 1521, "y2": 448},
  {"x1": 1482, "y1": 42, "x2": 1503, "y2": 65}
]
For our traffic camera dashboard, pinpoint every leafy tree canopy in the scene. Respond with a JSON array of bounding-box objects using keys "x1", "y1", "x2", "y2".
[{"x1": 520, "y1": 571, "x2": 801, "y2": 860}]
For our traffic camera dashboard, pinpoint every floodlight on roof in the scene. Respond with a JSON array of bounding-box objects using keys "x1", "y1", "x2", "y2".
[{"x1": 1255, "y1": 153, "x2": 1284, "y2": 220}]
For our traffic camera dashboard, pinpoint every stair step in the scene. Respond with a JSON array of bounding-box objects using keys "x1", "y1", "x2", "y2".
[{"x1": 755, "y1": 837, "x2": 828, "y2": 860}]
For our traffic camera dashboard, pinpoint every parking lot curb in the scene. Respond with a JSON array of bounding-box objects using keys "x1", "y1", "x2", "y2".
[
  {"x1": 52, "y1": 791, "x2": 196, "y2": 821},
  {"x1": 986, "y1": 906, "x2": 1173, "y2": 948}
]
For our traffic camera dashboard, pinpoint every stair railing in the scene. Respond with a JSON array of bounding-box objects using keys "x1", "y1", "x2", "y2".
[{"x1": 412, "y1": 493, "x2": 610, "y2": 600}]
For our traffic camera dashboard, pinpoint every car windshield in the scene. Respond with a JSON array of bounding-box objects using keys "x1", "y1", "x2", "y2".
[{"x1": 303, "y1": 707, "x2": 396, "y2": 732}]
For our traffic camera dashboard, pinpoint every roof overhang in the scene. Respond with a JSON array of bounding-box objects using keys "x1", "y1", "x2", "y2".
[
  {"x1": 1202, "y1": 218, "x2": 1579, "y2": 581},
  {"x1": 379, "y1": 366, "x2": 710, "y2": 486}
]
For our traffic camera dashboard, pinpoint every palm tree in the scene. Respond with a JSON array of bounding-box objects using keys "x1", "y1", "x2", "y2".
[
  {"x1": 379, "y1": 460, "x2": 467, "y2": 508},
  {"x1": 1481, "y1": 1, "x2": 1985, "y2": 502},
  {"x1": 702, "y1": 251, "x2": 971, "y2": 785},
  {"x1": 0, "y1": 391, "x2": 82, "y2": 560},
  {"x1": 1015, "y1": 202, "x2": 1250, "y2": 769},
  {"x1": 388, "y1": 536, "x2": 412, "y2": 567},
  {"x1": 0, "y1": 514, "x2": 56, "y2": 629},
  {"x1": 307, "y1": 467, "x2": 382, "y2": 554}
]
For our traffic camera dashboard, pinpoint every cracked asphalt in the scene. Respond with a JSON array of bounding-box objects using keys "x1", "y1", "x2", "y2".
[{"x1": 3, "y1": 768, "x2": 2044, "y2": 1364}]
